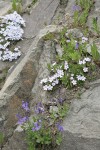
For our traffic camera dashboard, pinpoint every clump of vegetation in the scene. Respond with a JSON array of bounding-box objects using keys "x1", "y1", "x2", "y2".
[
  {"x1": 73, "y1": 0, "x2": 94, "y2": 26},
  {"x1": 0, "y1": 132, "x2": 4, "y2": 146},
  {"x1": 91, "y1": 43, "x2": 100, "y2": 66},
  {"x1": 41, "y1": 28, "x2": 100, "y2": 91},
  {"x1": 12, "y1": 0, "x2": 22, "y2": 14},
  {"x1": 16, "y1": 100, "x2": 69, "y2": 150},
  {"x1": 32, "y1": 0, "x2": 38, "y2": 5},
  {"x1": 92, "y1": 17, "x2": 100, "y2": 35}
]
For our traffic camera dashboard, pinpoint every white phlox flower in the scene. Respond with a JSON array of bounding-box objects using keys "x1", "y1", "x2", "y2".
[
  {"x1": 64, "y1": 61, "x2": 69, "y2": 70},
  {"x1": 83, "y1": 67, "x2": 88, "y2": 72},
  {"x1": 43, "y1": 85, "x2": 48, "y2": 91},
  {"x1": 0, "y1": 11, "x2": 25, "y2": 62},
  {"x1": 71, "y1": 80, "x2": 77, "y2": 85},
  {"x1": 82, "y1": 37, "x2": 88, "y2": 43},
  {"x1": 84, "y1": 57, "x2": 91, "y2": 62},
  {"x1": 79, "y1": 59, "x2": 86, "y2": 65},
  {"x1": 56, "y1": 69, "x2": 64, "y2": 78},
  {"x1": 40, "y1": 78, "x2": 48, "y2": 84},
  {"x1": 76, "y1": 75, "x2": 86, "y2": 81}
]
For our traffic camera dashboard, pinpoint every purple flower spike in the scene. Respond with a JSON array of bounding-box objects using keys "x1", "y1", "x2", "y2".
[
  {"x1": 35, "y1": 102, "x2": 44, "y2": 114},
  {"x1": 32, "y1": 121, "x2": 41, "y2": 131},
  {"x1": 56, "y1": 123, "x2": 64, "y2": 132},
  {"x1": 75, "y1": 42, "x2": 79, "y2": 49},
  {"x1": 16, "y1": 115, "x2": 29, "y2": 125},
  {"x1": 72, "y1": 5, "x2": 81, "y2": 12},
  {"x1": 22, "y1": 101, "x2": 30, "y2": 112},
  {"x1": 58, "y1": 98, "x2": 64, "y2": 104}
]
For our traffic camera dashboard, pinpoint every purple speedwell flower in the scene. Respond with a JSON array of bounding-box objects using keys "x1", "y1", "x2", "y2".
[
  {"x1": 22, "y1": 101, "x2": 30, "y2": 111},
  {"x1": 75, "y1": 42, "x2": 79, "y2": 49},
  {"x1": 72, "y1": 5, "x2": 81, "y2": 12},
  {"x1": 16, "y1": 114, "x2": 29, "y2": 125},
  {"x1": 56, "y1": 123, "x2": 64, "y2": 132},
  {"x1": 58, "y1": 98, "x2": 64, "y2": 104},
  {"x1": 32, "y1": 120, "x2": 42, "y2": 131},
  {"x1": 35, "y1": 102, "x2": 44, "y2": 114}
]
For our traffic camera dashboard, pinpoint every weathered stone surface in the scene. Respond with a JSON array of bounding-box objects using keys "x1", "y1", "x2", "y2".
[
  {"x1": 22, "y1": 0, "x2": 32, "y2": 10},
  {"x1": 31, "y1": 40, "x2": 56, "y2": 105},
  {"x1": 0, "y1": 0, "x2": 59, "y2": 79},
  {"x1": 57, "y1": 79, "x2": 100, "y2": 150},
  {"x1": 0, "y1": 25, "x2": 62, "y2": 149},
  {"x1": 65, "y1": 0, "x2": 75, "y2": 16},
  {"x1": 67, "y1": 28, "x2": 83, "y2": 38},
  {"x1": 2, "y1": 132, "x2": 27, "y2": 150},
  {"x1": 0, "y1": 0, "x2": 11, "y2": 17},
  {"x1": 23, "y1": 0, "x2": 59, "y2": 38}
]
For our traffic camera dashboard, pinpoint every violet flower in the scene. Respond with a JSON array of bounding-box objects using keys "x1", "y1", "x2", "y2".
[
  {"x1": 58, "y1": 98, "x2": 64, "y2": 104},
  {"x1": 35, "y1": 102, "x2": 44, "y2": 114},
  {"x1": 72, "y1": 5, "x2": 81, "y2": 12},
  {"x1": 32, "y1": 120, "x2": 42, "y2": 131},
  {"x1": 56, "y1": 123, "x2": 64, "y2": 132},
  {"x1": 75, "y1": 42, "x2": 79, "y2": 49},
  {"x1": 16, "y1": 114, "x2": 29, "y2": 125},
  {"x1": 22, "y1": 101, "x2": 30, "y2": 112}
]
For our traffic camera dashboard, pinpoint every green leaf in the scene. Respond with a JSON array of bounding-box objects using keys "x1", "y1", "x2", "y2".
[
  {"x1": 91, "y1": 43, "x2": 100, "y2": 61},
  {"x1": 69, "y1": 51, "x2": 81, "y2": 61}
]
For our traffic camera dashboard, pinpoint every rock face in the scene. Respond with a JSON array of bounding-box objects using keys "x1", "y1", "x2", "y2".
[
  {"x1": 0, "y1": 0, "x2": 100, "y2": 150},
  {"x1": 0, "y1": 25, "x2": 62, "y2": 150},
  {"x1": 23, "y1": 0, "x2": 60, "y2": 38},
  {"x1": 0, "y1": 0, "x2": 11, "y2": 17},
  {"x1": 57, "y1": 79, "x2": 100, "y2": 150}
]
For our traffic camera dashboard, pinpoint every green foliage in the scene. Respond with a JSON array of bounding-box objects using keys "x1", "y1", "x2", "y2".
[
  {"x1": 32, "y1": 0, "x2": 38, "y2": 5},
  {"x1": 44, "y1": 29, "x2": 95, "y2": 89},
  {"x1": 17, "y1": 101, "x2": 68, "y2": 150},
  {"x1": 73, "y1": 0, "x2": 94, "y2": 27},
  {"x1": 91, "y1": 43, "x2": 100, "y2": 61},
  {"x1": 76, "y1": 0, "x2": 93, "y2": 10},
  {"x1": 92, "y1": 17, "x2": 100, "y2": 35},
  {"x1": 73, "y1": 11, "x2": 79, "y2": 26},
  {"x1": 0, "y1": 132, "x2": 4, "y2": 145},
  {"x1": 79, "y1": 9, "x2": 88, "y2": 26},
  {"x1": 43, "y1": 33, "x2": 55, "y2": 41},
  {"x1": 58, "y1": 104, "x2": 69, "y2": 119},
  {"x1": 12, "y1": 0, "x2": 22, "y2": 14}
]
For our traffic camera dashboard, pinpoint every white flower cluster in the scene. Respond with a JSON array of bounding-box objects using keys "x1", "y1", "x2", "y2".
[
  {"x1": 40, "y1": 72, "x2": 60, "y2": 91},
  {"x1": 64, "y1": 61, "x2": 69, "y2": 70},
  {"x1": 70, "y1": 73, "x2": 86, "y2": 85},
  {"x1": 41, "y1": 56, "x2": 91, "y2": 90},
  {"x1": 1, "y1": 11, "x2": 25, "y2": 27},
  {"x1": 40, "y1": 62, "x2": 67, "y2": 91},
  {"x1": 70, "y1": 57, "x2": 91, "y2": 85},
  {"x1": 79, "y1": 57, "x2": 91, "y2": 65},
  {"x1": 0, "y1": 11, "x2": 25, "y2": 61},
  {"x1": 0, "y1": 47, "x2": 21, "y2": 61},
  {"x1": 82, "y1": 37, "x2": 88, "y2": 43}
]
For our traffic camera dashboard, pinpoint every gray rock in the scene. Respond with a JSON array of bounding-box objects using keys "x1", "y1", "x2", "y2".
[
  {"x1": 65, "y1": 0, "x2": 75, "y2": 17},
  {"x1": 55, "y1": 44, "x2": 63, "y2": 57},
  {"x1": 67, "y1": 28, "x2": 83, "y2": 38},
  {"x1": 0, "y1": 25, "x2": 62, "y2": 149},
  {"x1": 0, "y1": 0, "x2": 60, "y2": 80},
  {"x1": 0, "y1": 1, "x2": 11, "y2": 17},
  {"x1": 57, "y1": 79, "x2": 100, "y2": 150},
  {"x1": 31, "y1": 40, "x2": 56, "y2": 105},
  {"x1": 49, "y1": 106, "x2": 59, "y2": 113},
  {"x1": 87, "y1": 38, "x2": 100, "y2": 54},
  {"x1": 60, "y1": 0, "x2": 68, "y2": 6},
  {"x1": 23, "y1": 0, "x2": 59, "y2": 38}
]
